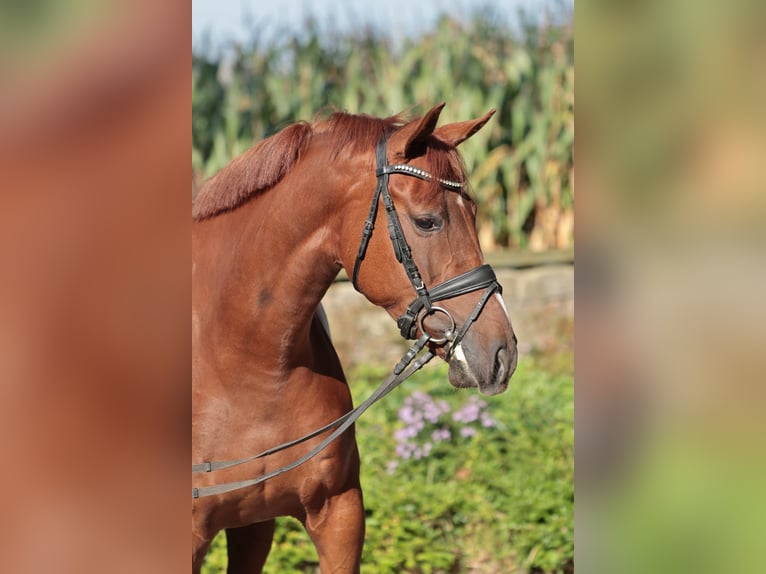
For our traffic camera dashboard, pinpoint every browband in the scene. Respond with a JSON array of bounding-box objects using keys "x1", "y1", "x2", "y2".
[{"x1": 377, "y1": 164, "x2": 464, "y2": 190}]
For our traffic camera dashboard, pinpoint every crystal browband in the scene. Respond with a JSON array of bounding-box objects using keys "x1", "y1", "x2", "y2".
[{"x1": 377, "y1": 164, "x2": 464, "y2": 190}]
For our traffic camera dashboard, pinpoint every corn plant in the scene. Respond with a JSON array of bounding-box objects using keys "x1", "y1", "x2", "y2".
[{"x1": 192, "y1": 10, "x2": 573, "y2": 251}]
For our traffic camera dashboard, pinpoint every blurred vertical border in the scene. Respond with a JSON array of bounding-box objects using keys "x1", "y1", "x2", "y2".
[
  {"x1": 0, "y1": 0, "x2": 189, "y2": 571},
  {"x1": 577, "y1": 0, "x2": 766, "y2": 572},
  {"x1": 4, "y1": 0, "x2": 766, "y2": 571}
]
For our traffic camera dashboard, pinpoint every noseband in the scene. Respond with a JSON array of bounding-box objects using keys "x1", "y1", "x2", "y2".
[{"x1": 352, "y1": 136, "x2": 501, "y2": 357}]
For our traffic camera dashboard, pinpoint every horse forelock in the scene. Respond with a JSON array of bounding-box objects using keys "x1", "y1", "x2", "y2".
[
  {"x1": 422, "y1": 137, "x2": 470, "y2": 200},
  {"x1": 320, "y1": 112, "x2": 469, "y2": 199}
]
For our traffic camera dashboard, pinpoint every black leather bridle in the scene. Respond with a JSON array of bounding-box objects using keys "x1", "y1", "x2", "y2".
[
  {"x1": 352, "y1": 135, "x2": 502, "y2": 358},
  {"x1": 192, "y1": 136, "x2": 503, "y2": 499}
]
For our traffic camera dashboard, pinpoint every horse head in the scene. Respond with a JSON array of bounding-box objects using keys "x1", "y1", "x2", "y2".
[{"x1": 342, "y1": 103, "x2": 518, "y2": 395}]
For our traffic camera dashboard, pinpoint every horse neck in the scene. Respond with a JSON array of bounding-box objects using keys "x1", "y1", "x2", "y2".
[{"x1": 192, "y1": 172, "x2": 344, "y2": 371}]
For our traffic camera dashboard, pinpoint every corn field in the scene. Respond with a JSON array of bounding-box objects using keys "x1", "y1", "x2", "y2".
[{"x1": 192, "y1": 10, "x2": 573, "y2": 251}]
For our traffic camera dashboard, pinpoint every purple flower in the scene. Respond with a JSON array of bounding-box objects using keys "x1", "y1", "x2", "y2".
[
  {"x1": 431, "y1": 428, "x2": 452, "y2": 442},
  {"x1": 398, "y1": 405, "x2": 419, "y2": 425},
  {"x1": 394, "y1": 427, "x2": 417, "y2": 441},
  {"x1": 453, "y1": 403, "x2": 480, "y2": 424},
  {"x1": 422, "y1": 402, "x2": 442, "y2": 424},
  {"x1": 411, "y1": 391, "x2": 430, "y2": 404},
  {"x1": 453, "y1": 396, "x2": 491, "y2": 424},
  {"x1": 396, "y1": 442, "x2": 414, "y2": 459},
  {"x1": 393, "y1": 390, "x2": 496, "y2": 462},
  {"x1": 480, "y1": 412, "x2": 497, "y2": 428}
]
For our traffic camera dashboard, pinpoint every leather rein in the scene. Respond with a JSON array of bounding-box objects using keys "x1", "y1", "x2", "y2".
[{"x1": 192, "y1": 136, "x2": 501, "y2": 499}]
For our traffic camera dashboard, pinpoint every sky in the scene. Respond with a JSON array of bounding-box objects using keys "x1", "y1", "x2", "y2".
[{"x1": 192, "y1": 0, "x2": 569, "y2": 49}]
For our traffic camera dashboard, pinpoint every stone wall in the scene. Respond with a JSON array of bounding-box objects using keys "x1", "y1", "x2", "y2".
[{"x1": 321, "y1": 263, "x2": 574, "y2": 368}]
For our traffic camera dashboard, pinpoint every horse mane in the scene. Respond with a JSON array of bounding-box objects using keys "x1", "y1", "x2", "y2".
[
  {"x1": 192, "y1": 121, "x2": 313, "y2": 220},
  {"x1": 320, "y1": 111, "x2": 405, "y2": 159},
  {"x1": 192, "y1": 109, "x2": 464, "y2": 220}
]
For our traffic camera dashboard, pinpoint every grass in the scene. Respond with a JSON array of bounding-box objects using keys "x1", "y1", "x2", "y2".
[{"x1": 201, "y1": 350, "x2": 573, "y2": 573}]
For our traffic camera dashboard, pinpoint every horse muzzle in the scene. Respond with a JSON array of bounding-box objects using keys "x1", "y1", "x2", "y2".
[
  {"x1": 417, "y1": 301, "x2": 518, "y2": 395},
  {"x1": 447, "y1": 332, "x2": 517, "y2": 396}
]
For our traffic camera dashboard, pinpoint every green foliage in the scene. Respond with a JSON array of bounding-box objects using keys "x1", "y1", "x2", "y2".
[
  {"x1": 200, "y1": 355, "x2": 573, "y2": 574},
  {"x1": 192, "y1": 10, "x2": 574, "y2": 251}
]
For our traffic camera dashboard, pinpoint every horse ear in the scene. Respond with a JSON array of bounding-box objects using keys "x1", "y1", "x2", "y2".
[
  {"x1": 388, "y1": 102, "x2": 446, "y2": 160},
  {"x1": 434, "y1": 109, "x2": 496, "y2": 148}
]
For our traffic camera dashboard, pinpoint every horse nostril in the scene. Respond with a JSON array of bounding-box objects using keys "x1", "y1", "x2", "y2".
[{"x1": 493, "y1": 346, "x2": 511, "y2": 384}]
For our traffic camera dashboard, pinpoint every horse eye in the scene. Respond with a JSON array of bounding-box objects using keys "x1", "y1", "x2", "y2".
[{"x1": 413, "y1": 217, "x2": 441, "y2": 232}]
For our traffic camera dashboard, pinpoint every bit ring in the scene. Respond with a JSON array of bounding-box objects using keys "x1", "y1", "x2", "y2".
[{"x1": 417, "y1": 306, "x2": 456, "y2": 345}]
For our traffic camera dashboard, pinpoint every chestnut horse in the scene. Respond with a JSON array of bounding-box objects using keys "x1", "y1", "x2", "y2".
[{"x1": 192, "y1": 103, "x2": 517, "y2": 573}]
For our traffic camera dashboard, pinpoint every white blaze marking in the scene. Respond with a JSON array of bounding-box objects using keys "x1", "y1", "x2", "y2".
[
  {"x1": 453, "y1": 343, "x2": 466, "y2": 363},
  {"x1": 495, "y1": 293, "x2": 510, "y2": 320}
]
